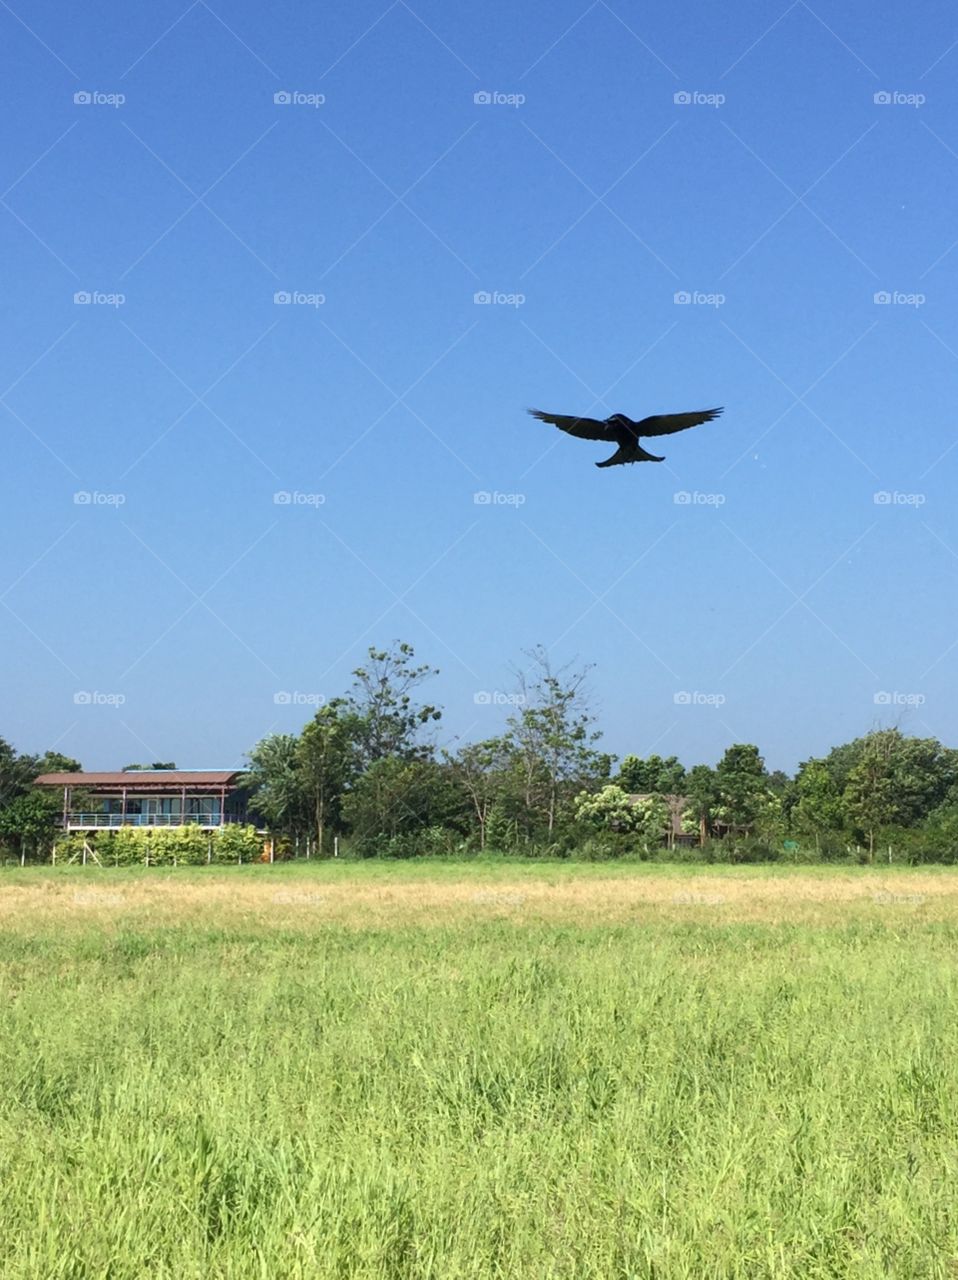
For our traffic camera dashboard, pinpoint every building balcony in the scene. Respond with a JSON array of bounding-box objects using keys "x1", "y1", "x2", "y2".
[{"x1": 61, "y1": 812, "x2": 243, "y2": 830}]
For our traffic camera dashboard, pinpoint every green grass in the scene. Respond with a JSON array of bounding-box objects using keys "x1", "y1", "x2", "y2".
[{"x1": 3, "y1": 864, "x2": 958, "y2": 1277}]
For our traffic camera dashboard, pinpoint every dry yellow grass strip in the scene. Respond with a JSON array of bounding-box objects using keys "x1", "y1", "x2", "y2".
[{"x1": 3, "y1": 868, "x2": 958, "y2": 930}]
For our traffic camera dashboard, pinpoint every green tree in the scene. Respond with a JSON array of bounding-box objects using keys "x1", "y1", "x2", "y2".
[
  {"x1": 842, "y1": 732, "x2": 901, "y2": 859},
  {"x1": 246, "y1": 734, "x2": 308, "y2": 838},
  {"x1": 828, "y1": 730, "x2": 958, "y2": 857},
  {"x1": 713, "y1": 744, "x2": 773, "y2": 835},
  {"x1": 0, "y1": 737, "x2": 39, "y2": 807},
  {"x1": 297, "y1": 700, "x2": 361, "y2": 856},
  {"x1": 617, "y1": 753, "x2": 686, "y2": 794},
  {"x1": 574, "y1": 785, "x2": 668, "y2": 841},
  {"x1": 346, "y1": 642, "x2": 442, "y2": 768},
  {"x1": 683, "y1": 764, "x2": 717, "y2": 845},
  {"x1": 447, "y1": 737, "x2": 511, "y2": 850},
  {"x1": 342, "y1": 756, "x2": 461, "y2": 855},
  {"x1": 0, "y1": 791, "x2": 58, "y2": 863},
  {"x1": 792, "y1": 758, "x2": 844, "y2": 850},
  {"x1": 505, "y1": 647, "x2": 605, "y2": 837},
  {"x1": 35, "y1": 752, "x2": 82, "y2": 774}
]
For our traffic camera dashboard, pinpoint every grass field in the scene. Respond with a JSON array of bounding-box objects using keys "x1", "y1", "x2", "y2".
[{"x1": 3, "y1": 861, "x2": 958, "y2": 1278}]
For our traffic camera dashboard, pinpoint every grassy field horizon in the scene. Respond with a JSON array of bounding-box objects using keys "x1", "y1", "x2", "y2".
[{"x1": 3, "y1": 862, "x2": 958, "y2": 1277}]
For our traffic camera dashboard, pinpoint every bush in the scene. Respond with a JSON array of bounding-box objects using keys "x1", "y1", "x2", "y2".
[
  {"x1": 723, "y1": 836, "x2": 783, "y2": 864},
  {"x1": 349, "y1": 825, "x2": 462, "y2": 859},
  {"x1": 213, "y1": 825, "x2": 264, "y2": 864}
]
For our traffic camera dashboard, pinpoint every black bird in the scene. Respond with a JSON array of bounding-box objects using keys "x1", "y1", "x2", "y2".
[{"x1": 528, "y1": 405, "x2": 723, "y2": 468}]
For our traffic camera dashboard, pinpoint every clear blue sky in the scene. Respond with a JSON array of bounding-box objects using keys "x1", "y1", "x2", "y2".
[{"x1": 3, "y1": 0, "x2": 957, "y2": 774}]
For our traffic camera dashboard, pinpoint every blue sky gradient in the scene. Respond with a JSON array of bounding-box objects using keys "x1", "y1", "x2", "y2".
[{"x1": 3, "y1": 0, "x2": 957, "y2": 772}]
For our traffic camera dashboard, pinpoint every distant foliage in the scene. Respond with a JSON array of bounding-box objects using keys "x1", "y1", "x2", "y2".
[{"x1": 6, "y1": 647, "x2": 958, "y2": 866}]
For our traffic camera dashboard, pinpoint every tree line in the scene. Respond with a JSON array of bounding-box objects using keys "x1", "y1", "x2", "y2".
[{"x1": 3, "y1": 641, "x2": 958, "y2": 863}]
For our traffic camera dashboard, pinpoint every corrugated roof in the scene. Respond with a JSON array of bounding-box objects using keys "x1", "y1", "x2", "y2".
[{"x1": 35, "y1": 771, "x2": 244, "y2": 788}]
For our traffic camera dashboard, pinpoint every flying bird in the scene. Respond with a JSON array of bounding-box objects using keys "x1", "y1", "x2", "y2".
[{"x1": 528, "y1": 405, "x2": 723, "y2": 468}]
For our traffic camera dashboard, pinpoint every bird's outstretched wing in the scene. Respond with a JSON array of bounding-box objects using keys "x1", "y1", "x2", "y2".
[
  {"x1": 639, "y1": 407, "x2": 723, "y2": 437},
  {"x1": 528, "y1": 408, "x2": 617, "y2": 442}
]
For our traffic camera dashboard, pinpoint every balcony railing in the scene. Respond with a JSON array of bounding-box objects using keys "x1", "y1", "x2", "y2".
[{"x1": 62, "y1": 813, "x2": 236, "y2": 829}]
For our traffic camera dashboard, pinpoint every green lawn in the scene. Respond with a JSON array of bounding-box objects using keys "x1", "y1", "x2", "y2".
[{"x1": 2, "y1": 862, "x2": 958, "y2": 1277}]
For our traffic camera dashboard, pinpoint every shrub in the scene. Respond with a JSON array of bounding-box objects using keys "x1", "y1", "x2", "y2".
[{"x1": 214, "y1": 825, "x2": 264, "y2": 864}]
